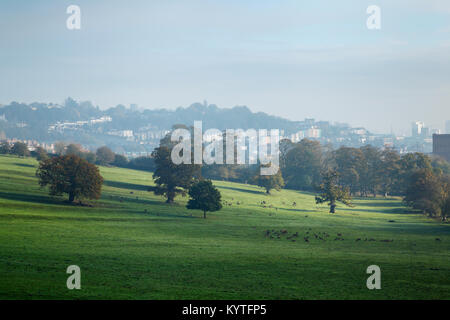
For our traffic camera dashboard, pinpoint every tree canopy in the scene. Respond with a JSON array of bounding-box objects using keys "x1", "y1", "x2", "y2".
[
  {"x1": 66, "y1": 143, "x2": 83, "y2": 157},
  {"x1": 254, "y1": 164, "x2": 285, "y2": 194},
  {"x1": 0, "y1": 141, "x2": 11, "y2": 154},
  {"x1": 36, "y1": 154, "x2": 103, "y2": 203},
  {"x1": 11, "y1": 142, "x2": 30, "y2": 157},
  {"x1": 282, "y1": 139, "x2": 322, "y2": 190},
  {"x1": 34, "y1": 146, "x2": 49, "y2": 161},
  {"x1": 186, "y1": 180, "x2": 222, "y2": 218},
  {"x1": 152, "y1": 145, "x2": 200, "y2": 203},
  {"x1": 113, "y1": 154, "x2": 128, "y2": 167},
  {"x1": 404, "y1": 168, "x2": 450, "y2": 220},
  {"x1": 315, "y1": 170, "x2": 352, "y2": 213},
  {"x1": 96, "y1": 146, "x2": 115, "y2": 166}
]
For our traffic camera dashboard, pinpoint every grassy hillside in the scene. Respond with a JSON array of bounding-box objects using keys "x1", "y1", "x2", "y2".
[{"x1": 0, "y1": 155, "x2": 449, "y2": 299}]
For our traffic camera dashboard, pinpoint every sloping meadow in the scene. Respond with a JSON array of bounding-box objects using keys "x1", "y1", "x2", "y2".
[{"x1": 0, "y1": 155, "x2": 449, "y2": 299}]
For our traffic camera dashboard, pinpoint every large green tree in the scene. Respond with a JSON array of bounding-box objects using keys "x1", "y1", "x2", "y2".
[
  {"x1": 404, "y1": 168, "x2": 448, "y2": 218},
  {"x1": 96, "y1": 146, "x2": 115, "y2": 166},
  {"x1": 152, "y1": 145, "x2": 200, "y2": 203},
  {"x1": 441, "y1": 175, "x2": 450, "y2": 221},
  {"x1": 332, "y1": 147, "x2": 365, "y2": 195},
  {"x1": 282, "y1": 139, "x2": 322, "y2": 191},
  {"x1": 0, "y1": 141, "x2": 10, "y2": 154},
  {"x1": 187, "y1": 180, "x2": 222, "y2": 219},
  {"x1": 358, "y1": 145, "x2": 382, "y2": 197},
  {"x1": 80, "y1": 151, "x2": 97, "y2": 164},
  {"x1": 398, "y1": 153, "x2": 433, "y2": 195},
  {"x1": 34, "y1": 146, "x2": 49, "y2": 161},
  {"x1": 432, "y1": 156, "x2": 450, "y2": 175},
  {"x1": 379, "y1": 149, "x2": 401, "y2": 197},
  {"x1": 36, "y1": 154, "x2": 103, "y2": 203},
  {"x1": 113, "y1": 154, "x2": 128, "y2": 167},
  {"x1": 11, "y1": 142, "x2": 30, "y2": 157},
  {"x1": 315, "y1": 170, "x2": 352, "y2": 213},
  {"x1": 255, "y1": 164, "x2": 285, "y2": 194},
  {"x1": 66, "y1": 143, "x2": 83, "y2": 156}
]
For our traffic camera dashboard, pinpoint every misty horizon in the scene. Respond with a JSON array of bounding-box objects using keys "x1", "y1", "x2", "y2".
[
  {"x1": 0, "y1": 97, "x2": 444, "y2": 136},
  {"x1": 1, "y1": 0, "x2": 450, "y2": 135}
]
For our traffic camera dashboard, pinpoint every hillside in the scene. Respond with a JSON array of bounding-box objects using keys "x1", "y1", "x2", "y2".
[
  {"x1": 0, "y1": 100, "x2": 306, "y2": 147},
  {"x1": 0, "y1": 99, "x2": 372, "y2": 154},
  {"x1": 0, "y1": 155, "x2": 449, "y2": 299}
]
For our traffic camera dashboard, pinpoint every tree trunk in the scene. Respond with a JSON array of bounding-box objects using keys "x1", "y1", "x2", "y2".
[
  {"x1": 69, "y1": 192, "x2": 75, "y2": 203},
  {"x1": 166, "y1": 190, "x2": 175, "y2": 203},
  {"x1": 203, "y1": 210, "x2": 206, "y2": 219},
  {"x1": 330, "y1": 203, "x2": 336, "y2": 214}
]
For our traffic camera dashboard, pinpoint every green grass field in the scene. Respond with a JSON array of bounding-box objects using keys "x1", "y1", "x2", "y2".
[{"x1": 0, "y1": 155, "x2": 449, "y2": 299}]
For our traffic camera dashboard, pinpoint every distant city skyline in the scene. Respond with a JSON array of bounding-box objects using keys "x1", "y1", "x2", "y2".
[
  {"x1": 1, "y1": 0, "x2": 450, "y2": 135},
  {"x1": 1, "y1": 98, "x2": 447, "y2": 137}
]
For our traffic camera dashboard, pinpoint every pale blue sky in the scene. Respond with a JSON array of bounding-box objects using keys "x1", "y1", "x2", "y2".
[{"x1": 1, "y1": 0, "x2": 450, "y2": 134}]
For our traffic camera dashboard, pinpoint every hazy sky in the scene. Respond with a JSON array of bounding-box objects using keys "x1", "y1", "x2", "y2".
[{"x1": 1, "y1": 0, "x2": 450, "y2": 134}]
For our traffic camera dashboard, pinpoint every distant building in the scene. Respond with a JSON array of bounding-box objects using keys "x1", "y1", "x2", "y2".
[
  {"x1": 433, "y1": 134, "x2": 450, "y2": 162},
  {"x1": 107, "y1": 129, "x2": 133, "y2": 138},
  {"x1": 316, "y1": 121, "x2": 330, "y2": 128},
  {"x1": 289, "y1": 127, "x2": 321, "y2": 142},
  {"x1": 412, "y1": 121, "x2": 425, "y2": 137},
  {"x1": 305, "y1": 127, "x2": 321, "y2": 138},
  {"x1": 351, "y1": 128, "x2": 367, "y2": 135},
  {"x1": 421, "y1": 127, "x2": 430, "y2": 137}
]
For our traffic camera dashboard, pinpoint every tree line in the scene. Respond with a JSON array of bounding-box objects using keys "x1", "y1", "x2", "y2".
[
  {"x1": 2, "y1": 133, "x2": 449, "y2": 219},
  {"x1": 0, "y1": 138, "x2": 222, "y2": 218},
  {"x1": 282, "y1": 141, "x2": 450, "y2": 218},
  {"x1": 151, "y1": 132, "x2": 450, "y2": 219},
  {"x1": 0, "y1": 140, "x2": 154, "y2": 170}
]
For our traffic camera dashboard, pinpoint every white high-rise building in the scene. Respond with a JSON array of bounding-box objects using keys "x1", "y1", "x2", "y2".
[{"x1": 412, "y1": 121, "x2": 425, "y2": 137}]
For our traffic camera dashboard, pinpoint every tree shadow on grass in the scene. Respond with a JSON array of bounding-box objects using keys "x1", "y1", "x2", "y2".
[
  {"x1": 218, "y1": 185, "x2": 264, "y2": 195},
  {"x1": 353, "y1": 199, "x2": 421, "y2": 214},
  {"x1": 103, "y1": 193, "x2": 165, "y2": 207},
  {"x1": 0, "y1": 191, "x2": 64, "y2": 206},
  {"x1": 344, "y1": 207, "x2": 420, "y2": 215},
  {"x1": 14, "y1": 163, "x2": 36, "y2": 168},
  {"x1": 0, "y1": 212, "x2": 158, "y2": 223},
  {"x1": 355, "y1": 200, "x2": 404, "y2": 207},
  {"x1": 103, "y1": 180, "x2": 154, "y2": 192},
  {"x1": 0, "y1": 188, "x2": 192, "y2": 220}
]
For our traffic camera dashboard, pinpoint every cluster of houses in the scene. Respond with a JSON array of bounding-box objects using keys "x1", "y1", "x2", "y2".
[{"x1": 48, "y1": 116, "x2": 112, "y2": 133}]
